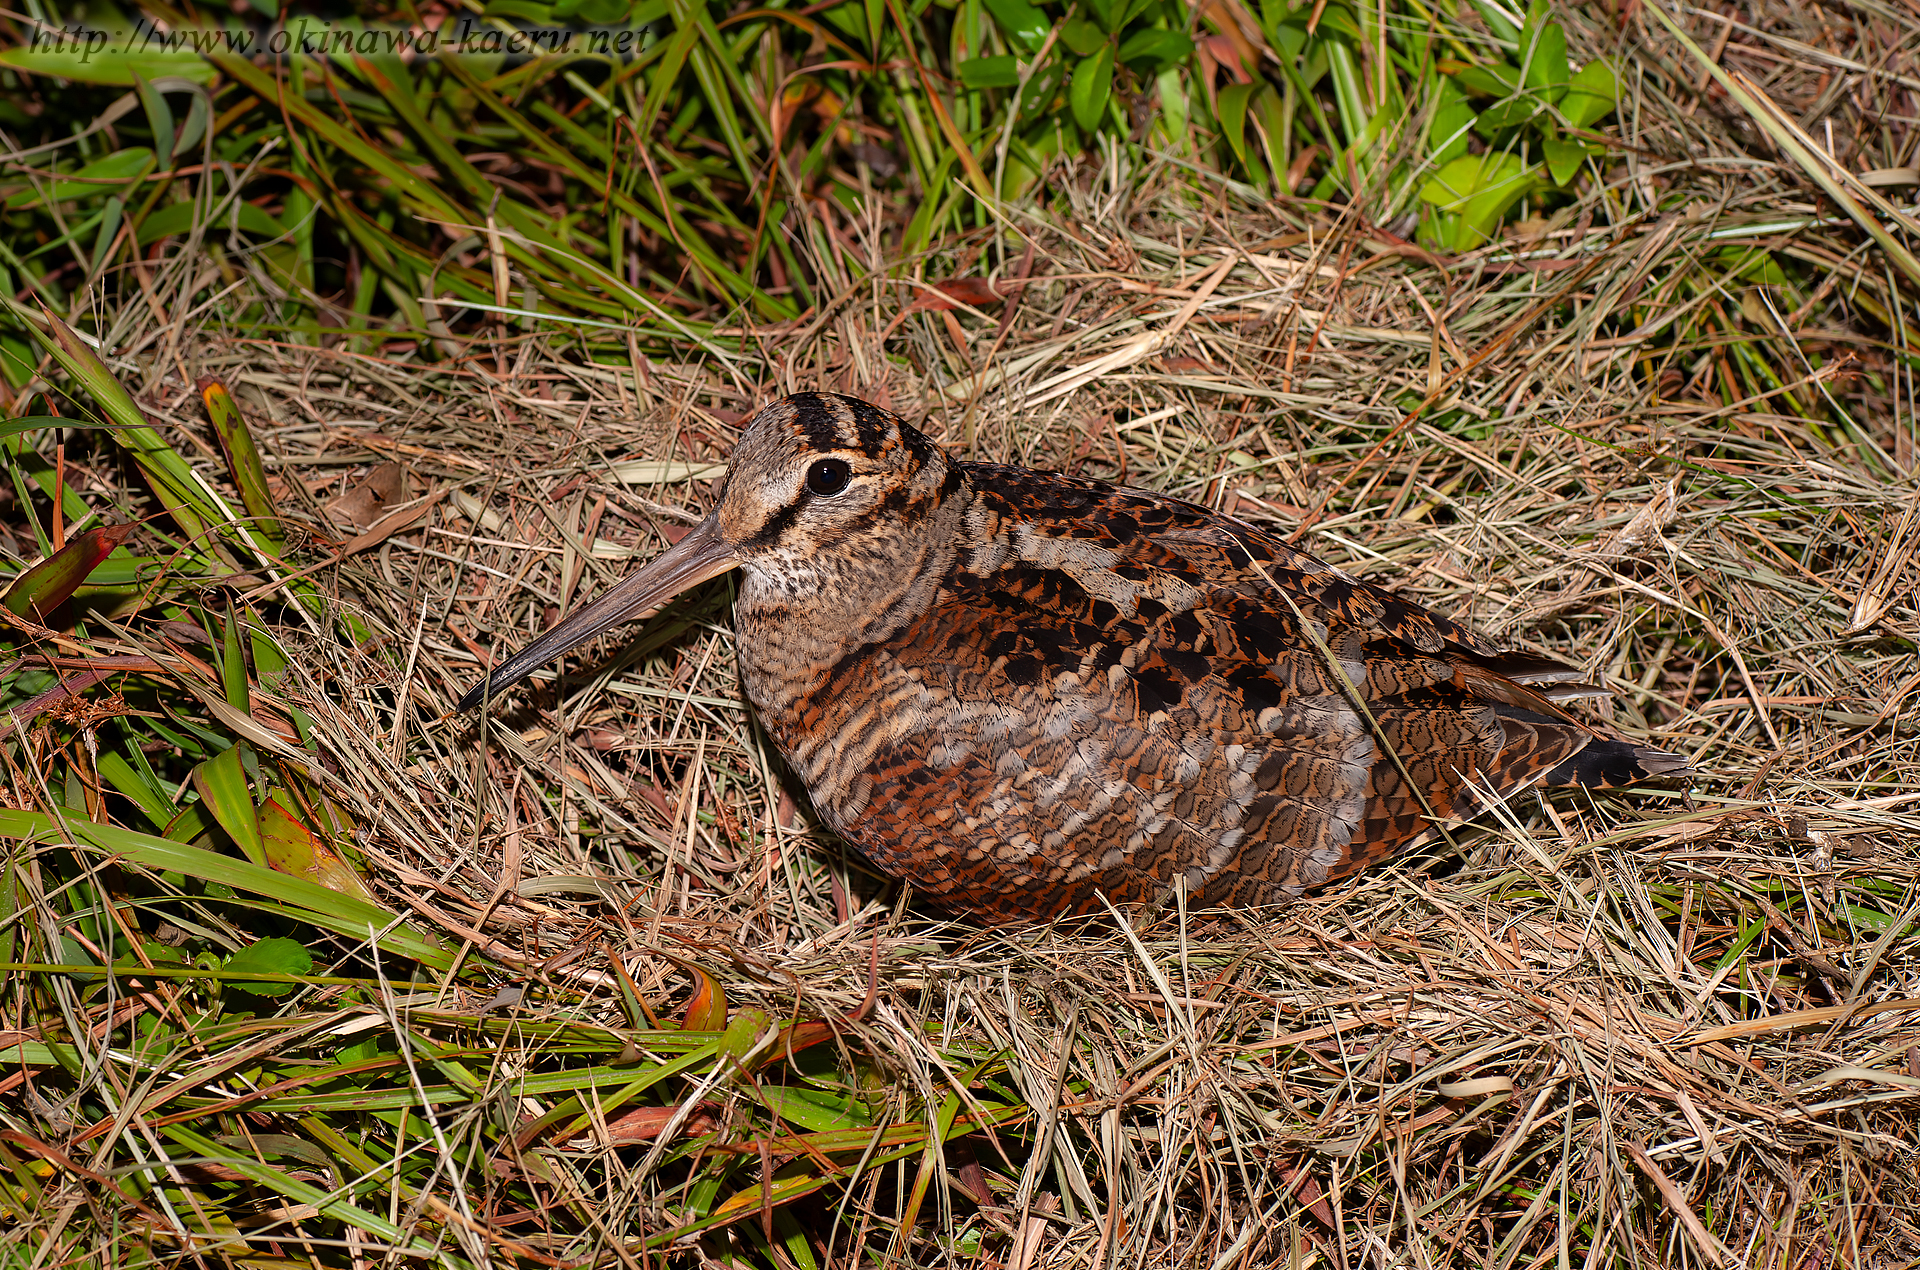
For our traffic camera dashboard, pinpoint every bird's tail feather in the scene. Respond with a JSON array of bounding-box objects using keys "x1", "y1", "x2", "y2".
[{"x1": 1543, "y1": 739, "x2": 1693, "y2": 788}]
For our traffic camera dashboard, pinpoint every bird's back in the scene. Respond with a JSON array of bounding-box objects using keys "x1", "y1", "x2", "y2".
[{"x1": 736, "y1": 459, "x2": 1687, "y2": 920}]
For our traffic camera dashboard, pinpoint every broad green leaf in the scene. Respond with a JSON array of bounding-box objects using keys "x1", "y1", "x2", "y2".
[
  {"x1": 775, "y1": 1212, "x2": 821, "y2": 1270},
  {"x1": 1418, "y1": 152, "x2": 1536, "y2": 209},
  {"x1": 191, "y1": 744, "x2": 265, "y2": 867},
  {"x1": 1717, "y1": 245, "x2": 1789, "y2": 286},
  {"x1": 1836, "y1": 903, "x2": 1912, "y2": 936},
  {"x1": 90, "y1": 196, "x2": 124, "y2": 274},
  {"x1": 96, "y1": 751, "x2": 174, "y2": 829},
  {"x1": 136, "y1": 199, "x2": 287, "y2": 245},
  {"x1": 1118, "y1": 28, "x2": 1193, "y2": 70},
  {"x1": 1061, "y1": 16, "x2": 1108, "y2": 56},
  {"x1": 0, "y1": 339, "x2": 35, "y2": 389},
  {"x1": 1266, "y1": 12, "x2": 1307, "y2": 57},
  {"x1": 198, "y1": 379, "x2": 284, "y2": 553},
  {"x1": 0, "y1": 524, "x2": 136, "y2": 622},
  {"x1": 132, "y1": 72, "x2": 175, "y2": 172},
  {"x1": 251, "y1": 635, "x2": 311, "y2": 740},
  {"x1": 4, "y1": 149, "x2": 153, "y2": 209},
  {"x1": 1251, "y1": 81, "x2": 1286, "y2": 177},
  {"x1": 170, "y1": 85, "x2": 211, "y2": 158},
  {"x1": 1419, "y1": 152, "x2": 1541, "y2": 251},
  {"x1": 1449, "y1": 61, "x2": 1521, "y2": 99},
  {"x1": 1521, "y1": 19, "x2": 1569, "y2": 103},
  {"x1": 1324, "y1": 37, "x2": 1368, "y2": 149},
  {"x1": 218, "y1": 603, "x2": 248, "y2": 713},
  {"x1": 1215, "y1": 81, "x2": 1259, "y2": 173},
  {"x1": 958, "y1": 55, "x2": 1021, "y2": 89},
  {"x1": 1561, "y1": 59, "x2": 1618, "y2": 129},
  {"x1": 981, "y1": 0, "x2": 1049, "y2": 51},
  {"x1": 717, "y1": 1007, "x2": 773, "y2": 1065},
  {"x1": 0, "y1": 809, "x2": 449, "y2": 968},
  {"x1": 0, "y1": 43, "x2": 216, "y2": 87},
  {"x1": 757, "y1": 1085, "x2": 874, "y2": 1132},
  {"x1": 1069, "y1": 43, "x2": 1115, "y2": 132},
  {"x1": 1083, "y1": 0, "x2": 1115, "y2": 33},
  {"x1": 1429, "y1": 79, "x2": 1476, "y2": 166},
  {"x1": 1475, "y1": 95, "x2": 1541, "y2": 136},
  {"x1": 1543, "y1": 136, "x2": 1586, "y2": 186},
  {"x1": 160, "y1": 799, "x2": 216, "y2": 845},
  {"x1": 224, "y1": 937, "x2": 313, "y2": 998},
  {"x1": 56, "y1": 936, "x2": 104, "y2": 981}
]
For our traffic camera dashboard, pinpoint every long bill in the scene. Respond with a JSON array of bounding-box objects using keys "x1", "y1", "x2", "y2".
[{"x1": 456, "y1": 514, "x2": 739, "y2": 712}]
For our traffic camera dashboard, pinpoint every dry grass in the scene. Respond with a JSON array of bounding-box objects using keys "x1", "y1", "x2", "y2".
[{"x1": 7, "y1": 4, "x2": 1920, "y2": 1267}]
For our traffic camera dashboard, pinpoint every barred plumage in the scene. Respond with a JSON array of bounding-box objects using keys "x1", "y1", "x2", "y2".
[{"x1": 461, "y1": 392, "x2": 1691, "y2": 921}]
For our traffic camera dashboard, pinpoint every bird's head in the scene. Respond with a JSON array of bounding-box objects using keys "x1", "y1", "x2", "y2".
[{"x1": 457, "y1": 392, "x2": 956, "y2": 711}]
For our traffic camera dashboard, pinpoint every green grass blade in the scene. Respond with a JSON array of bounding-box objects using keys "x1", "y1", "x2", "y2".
[{"x1": 0, "y1": 809, "x2": 450, "y2": 968}]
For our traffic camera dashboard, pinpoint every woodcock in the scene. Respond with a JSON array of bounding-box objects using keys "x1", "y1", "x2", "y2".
[{"x1": 460, "y1": 392, "x2": 1690, "y2": 921}]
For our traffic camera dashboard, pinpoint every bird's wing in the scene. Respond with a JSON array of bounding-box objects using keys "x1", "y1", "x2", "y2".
[{"x1": 835, "y1": 468, "x2": 1664, "y2": 917}]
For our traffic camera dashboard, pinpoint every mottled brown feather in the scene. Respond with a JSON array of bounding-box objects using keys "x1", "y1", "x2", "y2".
[{"x1": 466, "y1": 392, "x2": 1692, "y2": 922}]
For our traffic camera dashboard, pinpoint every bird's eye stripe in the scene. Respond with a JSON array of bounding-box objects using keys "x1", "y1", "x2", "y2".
[{"x1": 742, "y1": 499, "x2": 802, "y2": 547}]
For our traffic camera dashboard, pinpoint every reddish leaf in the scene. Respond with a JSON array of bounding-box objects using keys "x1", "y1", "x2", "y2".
[
  {"x1": 681, "y1": 960, "x2": 728, "y2": 1032},
  {"x1": 325, "y1": 462, "x2": 408, "y2": 533},
  {"x1": 260, "y1": 795, "x2": 378, "y2": 903},
  {"x1": 648, "y1": 950, "x2": 730, "y2": 1032},
  {"x1": 600, "y1": 1102, "x2": 722, "y2": 1144},
  {"x1": 751, "y1": 1018, "x2": 837, "y2": 1071},
  {"x1": 0, "y1": 523, "x2": 135, "y2": 622},
  {"x1": 0, "y1": 668, "x2": 113, "y2": 741},
  {"x1": 1280, "y1": 1161, "x2": 1336, "y2": 1227},
  {"x1": 902, "y1": 277, "x2": 1015, "y2": 316}
]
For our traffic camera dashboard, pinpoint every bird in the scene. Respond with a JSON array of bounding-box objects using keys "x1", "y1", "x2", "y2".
[{"x1": 459, "y1": 392, "x2": 1691, "y2": 922}]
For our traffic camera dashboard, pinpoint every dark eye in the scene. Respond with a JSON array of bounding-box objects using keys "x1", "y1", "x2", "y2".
[{"x1": 806, "y1": 459, "x2": 851, "y2": 497}]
